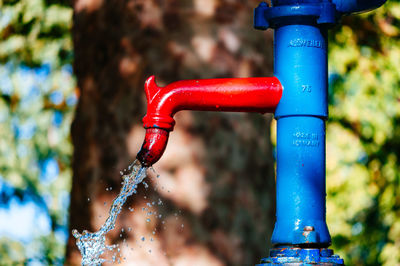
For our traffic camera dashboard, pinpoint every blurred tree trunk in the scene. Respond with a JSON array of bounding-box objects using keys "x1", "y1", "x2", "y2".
[{"x1": 66, "y1": 0, "x2": 275, "y2": 265}]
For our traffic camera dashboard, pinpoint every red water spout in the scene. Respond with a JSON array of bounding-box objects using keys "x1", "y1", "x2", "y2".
[{"x1": 137, "y1": 75, "x2": 282, "y2": 166}]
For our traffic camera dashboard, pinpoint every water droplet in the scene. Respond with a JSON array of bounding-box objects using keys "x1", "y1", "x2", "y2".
[
  {"x1": 72, "y1": 229, "x2": 80, "y2": 238},
  {"x1": 146, "y1": 218, "x2": 150, "y2": 222},
  {"x1": 141, "y1": 236, "x2": 145, "y2": 241},
  {"x1": 121, "y1": 228, "x2": 124, "y2": 232},
  {"x1": 87, "y1": 198, "x2": 90, "y2": 202}
]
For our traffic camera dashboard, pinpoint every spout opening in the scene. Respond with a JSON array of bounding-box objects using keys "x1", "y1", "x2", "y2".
[{"x1": 136, "y1": 128, "x2": 170, "y2": 167}]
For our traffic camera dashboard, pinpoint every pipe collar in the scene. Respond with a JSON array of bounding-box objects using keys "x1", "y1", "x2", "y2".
[
  {"x1": 254, "y1": 1, "x2": 337, "y2": 30},
  {"x1": 254, "y1": 0, "x2": 387, "y2": 30}
]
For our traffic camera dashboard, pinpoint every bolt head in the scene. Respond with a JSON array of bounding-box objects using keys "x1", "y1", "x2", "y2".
[{"x1": 303, "y1": 226, "x2": 315, "y2": 231}]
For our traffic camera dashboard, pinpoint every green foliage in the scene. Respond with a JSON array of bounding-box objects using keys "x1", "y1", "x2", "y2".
[
  {"x1": 327, "y1": 2, "x2": 400, "y2": 265},
  {"x1": 0, "y1": 0, "x2": 74, "y2": 263},
  {"x1": 0, "y1": 0, "x2": 72, "y2": 66},
  {"x1": 0, "y1": 64, "x2": 75, "y2": 263}
]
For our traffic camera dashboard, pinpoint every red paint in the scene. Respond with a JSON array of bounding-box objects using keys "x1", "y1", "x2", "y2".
[
  {"x1": 137, "y1": 75, "x2": 282, "y2": 166},
  {"x1": 136, "y1": 128, "x2": 169, "y2": 167}
]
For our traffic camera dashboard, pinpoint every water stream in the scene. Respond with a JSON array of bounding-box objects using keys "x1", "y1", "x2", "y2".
[{"x1": 72, "y1": 160, "x2": 147, "y2": 265}]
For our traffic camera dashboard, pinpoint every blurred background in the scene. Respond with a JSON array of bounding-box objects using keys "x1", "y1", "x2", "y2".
[{"x1": 0, "y1": 0, "x2": 399, "y2": 265}]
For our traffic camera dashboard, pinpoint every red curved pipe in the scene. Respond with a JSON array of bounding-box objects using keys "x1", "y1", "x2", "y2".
[{"x1": 137, "y1": 75, "x2": 282, "y2": 166}]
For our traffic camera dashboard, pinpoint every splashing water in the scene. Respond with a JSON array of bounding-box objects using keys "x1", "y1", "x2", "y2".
[{"x1": 72, "y1": 160, "x2": 147, "y2": 265}]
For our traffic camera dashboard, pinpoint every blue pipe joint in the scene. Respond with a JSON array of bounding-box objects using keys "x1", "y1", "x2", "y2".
[
  {"x1": 254, "y1": 0, "x2": 387, "y2": 31},
  {"x1": 254, "y1": 2, "x2": 270, "y2": 30},
  {"x1": 332, "y1": 0, "x2": 387, "y2": 15},
  {"x1": 257, "y1": 247, "x2": 344, "y2": 265},
  {"x1": 254, "y1": 1, "x2": 337, "y2": 31},
  {"x1": 273, "y1": 116, "x2": 331, "y2": 245}
]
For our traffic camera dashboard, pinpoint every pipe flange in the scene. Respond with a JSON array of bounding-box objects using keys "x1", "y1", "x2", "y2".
[
  {"x1": 257, "y1": 247, "x2": 344, "y2": 265},
  {"x1": 254, "y1": 1, "x2": 337, "y2": 30}
]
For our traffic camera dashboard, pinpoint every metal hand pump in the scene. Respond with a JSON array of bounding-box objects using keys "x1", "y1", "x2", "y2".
[{"x1": 136, "y1": 1, "x2": 387, "y2": 264}]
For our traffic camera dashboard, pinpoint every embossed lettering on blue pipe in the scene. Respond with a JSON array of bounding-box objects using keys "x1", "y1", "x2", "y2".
[{"x1": 254, "y1": 0, "x2": 386, "y2": 265}]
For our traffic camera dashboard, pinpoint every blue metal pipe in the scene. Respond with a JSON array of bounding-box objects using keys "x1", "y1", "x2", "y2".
[
  {"x1": 253, "y1": 0, "x2": 386, "y2": 264},
  {"x1": 274, "y1": 24, "x2": 328, "y2": 119},
  {"x1": 332, "y1": 0, "x2": 386, "y2": 14},
  {"x1": 273, "y1": 23, "x2": 330, "y2": 246},
  {"x1": 274, "y1": 117, "x2": 329, "y2": 244},
  {"x1": 272, "y1": 0, "x2": 386, "y2": 13}
]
